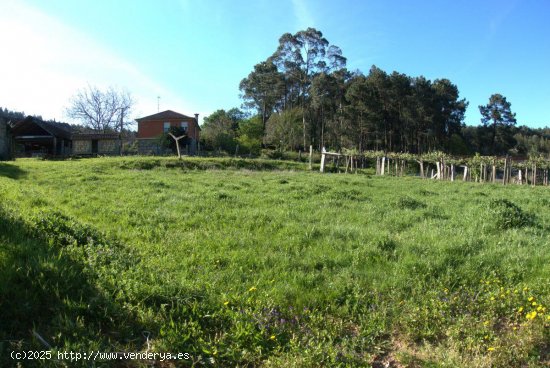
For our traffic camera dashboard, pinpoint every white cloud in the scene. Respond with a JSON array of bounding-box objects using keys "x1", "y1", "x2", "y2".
[{"x1": 0, "y1": 0, "x2": 192, "y2": 124}]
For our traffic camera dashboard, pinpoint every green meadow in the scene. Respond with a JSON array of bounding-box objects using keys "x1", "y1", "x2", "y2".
[{"x1": 1, "y1": 157, "x2": 549, "y2": 367}]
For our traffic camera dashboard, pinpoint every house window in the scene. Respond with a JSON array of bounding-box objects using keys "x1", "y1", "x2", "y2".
[
  {"x1": 180, "y1": 122, "x2": 188, "y2": 132},
  {"x1": 163, "y1": 122, "x2": 170, "y2": 132}
]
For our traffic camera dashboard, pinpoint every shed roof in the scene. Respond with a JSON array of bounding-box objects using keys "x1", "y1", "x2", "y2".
[{"x1": 11, "y1": 116, "x2": 72, "y2": 140}]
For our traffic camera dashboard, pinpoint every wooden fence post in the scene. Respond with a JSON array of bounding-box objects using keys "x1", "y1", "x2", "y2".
[
  {"x1": 320, "y1": 148, "x2": 326, "y2": 173},
  {"x1": 381, "y1": 157, "x2": 385, "y2": 176}
]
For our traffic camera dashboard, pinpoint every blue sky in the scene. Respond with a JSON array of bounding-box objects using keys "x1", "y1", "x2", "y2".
[{"x1": 1, "y1": 0, "x2": 549, "y2": 128}]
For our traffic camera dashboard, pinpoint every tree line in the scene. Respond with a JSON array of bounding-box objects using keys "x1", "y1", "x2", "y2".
[{"x1": 201, "y1": 28, "x2": 549, "y2": 157}]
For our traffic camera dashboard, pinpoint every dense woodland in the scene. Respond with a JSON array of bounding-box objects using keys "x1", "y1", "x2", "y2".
[{"x1": 201, "y1": 28, "x2": 550, "y2": 157}]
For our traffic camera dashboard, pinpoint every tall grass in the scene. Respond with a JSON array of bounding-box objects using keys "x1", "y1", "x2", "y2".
[{"x1": 1, "y1": 156, "x2": 549, "y2": 367}]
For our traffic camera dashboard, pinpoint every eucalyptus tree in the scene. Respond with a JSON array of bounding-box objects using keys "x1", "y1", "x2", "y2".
[
  {"x1": 239, "y1": 61, "x2": 285, "y2": 134},
  {"x1": 269, "y1": 27, "x2": 346, "y2": 149}
]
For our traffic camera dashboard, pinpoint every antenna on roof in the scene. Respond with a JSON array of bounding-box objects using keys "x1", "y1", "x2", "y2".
[{"x1": 157, "y1": 96, "x2": 160, "y2": 112}]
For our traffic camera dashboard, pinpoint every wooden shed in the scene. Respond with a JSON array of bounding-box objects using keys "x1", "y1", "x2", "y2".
[{"x1": 11, "y1": 117, "x2": 72, "y2": 157}]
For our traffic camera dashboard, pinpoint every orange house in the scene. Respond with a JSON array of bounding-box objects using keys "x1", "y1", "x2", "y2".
[{"x1": 136, "y1": 110, "x2": 200, "y2": 155}]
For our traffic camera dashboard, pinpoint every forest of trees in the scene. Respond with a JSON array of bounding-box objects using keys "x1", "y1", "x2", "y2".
[{"x1": 201, "y1": 28, "x2": 550, "y2": 157}]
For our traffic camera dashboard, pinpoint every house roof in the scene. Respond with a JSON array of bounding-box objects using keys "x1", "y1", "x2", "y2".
[
  {"x1": 135, "y1": 110, "x2": 197, "y2": 122},
  {"x1": 12, "y1": 116, "x2": 72, "y2": 140}
]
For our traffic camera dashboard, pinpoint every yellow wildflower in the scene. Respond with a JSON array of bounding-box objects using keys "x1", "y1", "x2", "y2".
[
  {"x1": 528, "y1": 296, "x2": 534, "y2": 302},
  {"x1": 532, "y1": 301, "x2": 537, "y2": 306},
  {"x1": 490, "y1": 296, "x2": 495, "y2": 301},
  {"x1": 224, "y1": 301, "x2": 229, "y2": 306},
  {"x1": 518, "y1": 306, "x2": 524, "y2": 313},
  {"x1": 547, "y1": 315, "x2": 550, "y2": 321},
  {"x1": 526, "y1": 311, "x2": 537, "y2": 320},
  {"x1": 537, "y1": 306, "x2": 543, "y2": 312},
  {"x1": 483, "y1": 321, "x2": 489, "y2": 326},
  {"x1": 270, "y1": 335, "x2": 276, "y2": 340},
  {"x1": 249, "y1": 286, "x2": 257, "y2": 292},
  {"x1": 487, "y1": 347, "x2": 495, "y2": 352}
]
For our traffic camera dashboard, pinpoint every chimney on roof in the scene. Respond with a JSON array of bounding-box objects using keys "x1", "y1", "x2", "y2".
[{"x1": 194, "y1": 113, "x2": 199, "y2": 124}]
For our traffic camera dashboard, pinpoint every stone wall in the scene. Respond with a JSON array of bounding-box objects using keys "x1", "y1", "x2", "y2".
[
  {"x1": 98, "y1": 139, "x2": 119, "y2": 154},
  {"x1": 73, "y1": 139, "x2": 120, "y2": 155},
  {"x1": 138, "y1": 138, "x2": 198, "y2": 156},
  {"x1": 138, "y1": 139, "x2": 164, "y2": 155},
  {"x1": 73, "y1": 140, "x2": 92, "y2": 154}
]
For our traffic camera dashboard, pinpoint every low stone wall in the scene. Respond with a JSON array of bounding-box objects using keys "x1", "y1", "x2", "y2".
[
  {"x1": 73, "y1": 139, "x2": 120, "y2": 155},
  {"x1": 138, "y1": 138, "x2": 198, "y2": 155},
  {"x1": 138, "y1": 139, "x2": 164, "y2": 155}
]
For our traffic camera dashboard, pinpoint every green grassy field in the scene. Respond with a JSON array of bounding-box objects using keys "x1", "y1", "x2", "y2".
[{"x1": 1, "y1": 157, "x2": 549, "y2": 367}]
